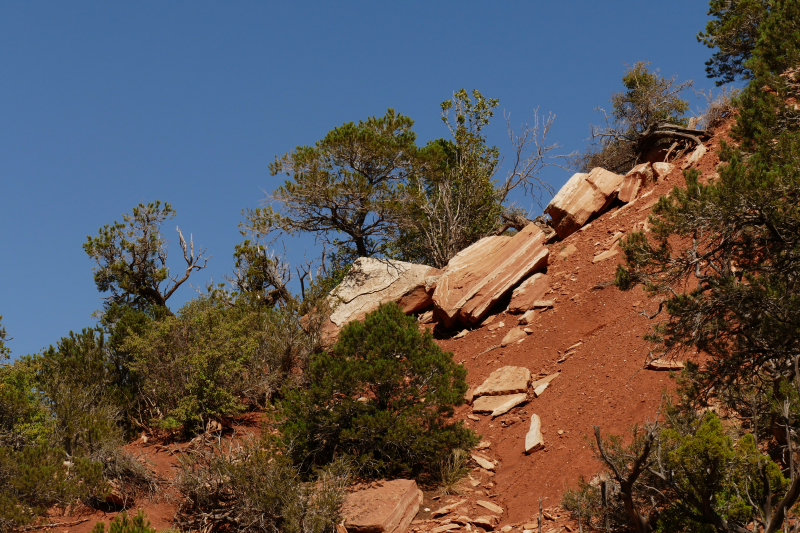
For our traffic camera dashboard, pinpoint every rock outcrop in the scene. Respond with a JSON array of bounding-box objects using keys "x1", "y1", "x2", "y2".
[
  {"x1": 329, "y1": 258, "x2": 440, "y2": 329},
  {"x1": 432, "y1": 225, "x2": 549, "y2": 327},
  {"x1": 341, "y1": 479, "x2": 423, "y2": 533},
  {"x1": 545, "y1": 168, "x2": 625, "y2": 239}
]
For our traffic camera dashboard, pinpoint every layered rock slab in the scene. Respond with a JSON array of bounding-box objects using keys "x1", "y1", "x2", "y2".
[
  {"x1": 341, "y1": 479, "x2": 423, "y2": 533},
  {"x1": 433, "y1": 224, "x2": 549, "y2": 327},
  {"x1": 472, "y1": 393, "x2": 528, "y2": 417},
  {"x1": 474, "y1": 366, "x2": 531, "y2": 397},
  {"x1": 329, "y1": 258, "x2": 440, "y2": 328},
  {"x1": 508, "y1": 273, "x2": 550, "y2": 314},
  {"x1": 545, "y1": 167, "x2": 625, "y2": 239}
]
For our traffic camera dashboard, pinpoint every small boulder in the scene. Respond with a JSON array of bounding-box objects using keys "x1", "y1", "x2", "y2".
[
  {"x1": 618, "y1": 163, "x2": 654, "y2": 203},
  {"x1": 652, "y1": 162, "x2": 674, "y2": 180},
  {"x1": 682, "y1": 143, "x2": 707, "y2": 169},
  {"x1": 472, "y1": 393, "x2": 528, "y2": 417},
  {"x1": 341, "y1": 479, "x2": 423, "y2": 533},
  {"x1": 508, "y1": 273, "x2": 551, "y2": 313},
  {"x1": 545, "y1": 168, "x2": 625, "y2": 239},
  {"x1": 474, "y1": 366, "x2": 531, "y2": 398},
  {"x1": 525, "y1": 414, "x2": 544, "y2": 453}
]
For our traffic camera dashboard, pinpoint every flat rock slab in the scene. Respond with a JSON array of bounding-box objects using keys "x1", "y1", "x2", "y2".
[
  {"x1": 508, "y1": 273, "x2": 551, "y2": 313},
  {"x1": 474, "y1": 366, "x2": 531, "y2": 397},
  {"x1": 593, "y1": 249, "x2": 619, "y2": 263},
  {"x1": 472, "y1": 393, "x2": 528, "y2": 417},
  {"x1": 531, "y1": 372, "x2": 560, "y2": 390},
  {"x1": 525, "y1": 414, "x2": 544, "y2": 454},
  {"x1": 518, "y1": 310, "x2": 537, "y2": 325},
  {"x1": 471, "y1": 454, "x2": 495, "y2": 471},
  {"x1": 433, "y1": 224, "x2": 549, "y2": 327},
  {"x1": 342, "y1": 479, "x2": 423, "y2": 533},
  {"x1": 647, "y1": 359, "x2": 685, "y2": 370},
  {"x1": 431, "y1": 499, "x2": 468, "y2": 518},
  {"x1": 473, "y1": 516, "x2": 499, "y2": 530},
  {"x1": 476, "y1": 501, "x2": 504, "y2": 514}
]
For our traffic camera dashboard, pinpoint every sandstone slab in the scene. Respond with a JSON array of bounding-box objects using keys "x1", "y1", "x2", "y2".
[
  {"x1": 473, "y1": 516, "x2": 499, "y2": 530},
  {"x1": 476, "y1": 501, "x2": 504, "y2": 514},
  {"x1": 545, "y1": 168, "x2": 625, "y2": 239},
  {"x1": 531, "y1": 372, "x2": 560, "y2": 390},
  {"x1": 330, "y1": 258, "x2": 440, "y2": 328},
  {"x1": 431, "y1": 499, "x2": 468, "y2": 518},
  {"x1": 471, "y1": 454, "x2": 495, "y2": 471},
  {"x1": 618, "y1": 163, "x2": 654, "y2": 203},
  {"x1": 525, "y1": 414, "x2": 544, "y2": 453},
  {"x1": 647, "y1": 358, "x2": 685, "y2": 371},
  {"x1": 533, "y1": 382, "x2": 548, "y2": 397},
  {"x1": 341, "y1": 479, "x2": 423, "y2": 533},
  {"x1": 431, "y1": 525, "x2": 460, "y2": 533},
  {"x1": 474, "y1": 366, "x2": 531, "y2": 398},
  {"x1": 508, "y1": 273, "x2": 551, "y2": 313},
  {"x1": 472, "y1": 393, "x2": 528, "y2": 417},
  {"x1": 433, "y1": 225, "x2": 549, "y2": 327},
  {"x1": 593, "y1": 249, "x2": 619, "y2": 263},
  {"x1": 500, "y1": 327, "x2": 527, "y2": 347}
]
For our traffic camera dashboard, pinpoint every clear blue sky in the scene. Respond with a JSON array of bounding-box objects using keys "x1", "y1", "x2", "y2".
[{"x1": 1, "y1": 1, "x2": 718, "y2": 357}]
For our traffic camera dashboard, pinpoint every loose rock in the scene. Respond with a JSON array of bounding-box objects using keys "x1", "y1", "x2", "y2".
[
  {"x1": 500, "y1": 327, "x2": 527, "y2": 347},
  {"x1": 341, "y1": 479, "x2": 423, "y2": 533},
  {"x1": 474, "y1": 367, "x2": 531, "y2": 398},
  {"x1": 471, "y1": 454, "x2": 495, "y2": 471},
  {"x1": 545, "y1": 168, "x2": 625, "y2": 239},
  {"x1": 517, "y1": 310, "x2": 537, "y2": 325},
  {"x1": 472, "y1": 393, "x2": 528, "y2": 417},
  {"x1": 525, "y1": 415, "x2": 544, "y2": 454},
  {"x1": 476, "y1": 501, "x2": 504, "y2": 514},
  {"x1": 508, "y1": 273, "x2": 551, "y2": 313}
]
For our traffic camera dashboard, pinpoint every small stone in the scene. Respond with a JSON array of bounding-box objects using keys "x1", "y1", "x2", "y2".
[
  {"x1": 487, "y1": 321, "x2": 505, "y2": 332},
  {"x1": 472, "y1": 516, "x2": 499, "y2": 530},
  {"x1": 432, "y1": 524, "x2": 461, "y2": 533},
  {"x1": 454, "y1": 330, "x2": 469, "y2": 339},
  {"x1": 531, "y1": 372, "x2": 560, "y2": 390},
  {"x1": 565, "y1": 341, "x2": 582, "y2": 351},
  {"x1": 558, "y1": 430, "x2": 564, "y2": 435},
  {"x1": 471, "y1": 455, "x2": 495, "y2": 471},
  {"x1": 559, "y1": 244, "x2": 578, "y2": 260},
  {"x1": 431, "y1": 499, "x2": 468, "y2": 518},
  {"x1": 523, "y1": 327, "x2": 533, "y2": 334},
  {"x1": 476, "y1": 440, "x2": 491, "y2": 450},
  {"x1": 532, "y1": 300, "x2": 554, "y2": 308},
  {"x1": 525, "y1": 414, "x2": 544, "y2": 454},
  {"x1": 501, "y1": 327, "x2": 527, "y2": 347},
  {"x1": 501, "y1": 526, "x2": 513, "y2": 532},
  {"x1": 518, "y1": 310, "x2": 537, "y2": 325},
  {"x1": 472, "y1": 393, "x2": 528, "y2": 418},
  {"x1": 646, "y1": 359, "x2": 685, "y2": 370},
  {"x1": 533, "y1": 383, "x2": 548, "y2": 398},
  {"x1": 467, "y1": 414, "x2": 480, "y2": 421},
  {"x1": 592, "y1": 249, "x2": 619, "y2": 263},
  {"x1": 476, "y1": 500, "x2": 504, "y2": 514},
  {"x1": 523, "y1": 524, "x2": 536, "y2": 530}
]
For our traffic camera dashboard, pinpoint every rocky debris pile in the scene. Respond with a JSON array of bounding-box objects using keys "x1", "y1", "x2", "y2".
[{"x1": 340, "y1": 479, "x2": 423, "y2": 533}]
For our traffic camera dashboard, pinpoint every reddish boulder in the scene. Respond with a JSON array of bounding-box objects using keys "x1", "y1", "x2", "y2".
[
  {"x1": 433, "y1": 224, "x2": 549, "y2": 326},
  {"x1": 341, "y1": 479, "x2": 423, "y2": 533},
  {"x1": 507, "y1": 273, "x2": 550, "y2": 313},
  {"x1": 618, "y1": 163, "x2": 654, "y2": 203},
  {"x1": 545, "y1": 167, "x2": 625, "y2": 238}
]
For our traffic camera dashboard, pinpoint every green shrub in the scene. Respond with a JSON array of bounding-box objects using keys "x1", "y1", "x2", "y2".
[
  {"x1": 90, "y1": 511, "x2": 156, "y2": 533},
  {"x1": 279, "y1": 302, "x2": 478, "y2": 480},
  {"x1": 176, "y1": 439, "x2": 350, "y2": 533},
  {"x1": 124, "y1": 293, "x2": 322, "y2": 434},
  {"x1": 0, "y1": 444, "x2": 105, "y2": 532}
]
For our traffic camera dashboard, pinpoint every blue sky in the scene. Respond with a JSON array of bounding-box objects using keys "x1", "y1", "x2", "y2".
[{"x1": 1, "y1": 1, "x2": 718, "y2": 357}]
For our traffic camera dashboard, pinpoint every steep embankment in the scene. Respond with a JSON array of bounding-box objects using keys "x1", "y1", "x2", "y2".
[{"x1": 415, "y1": 123, "x2": 730, "y2": 529}]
